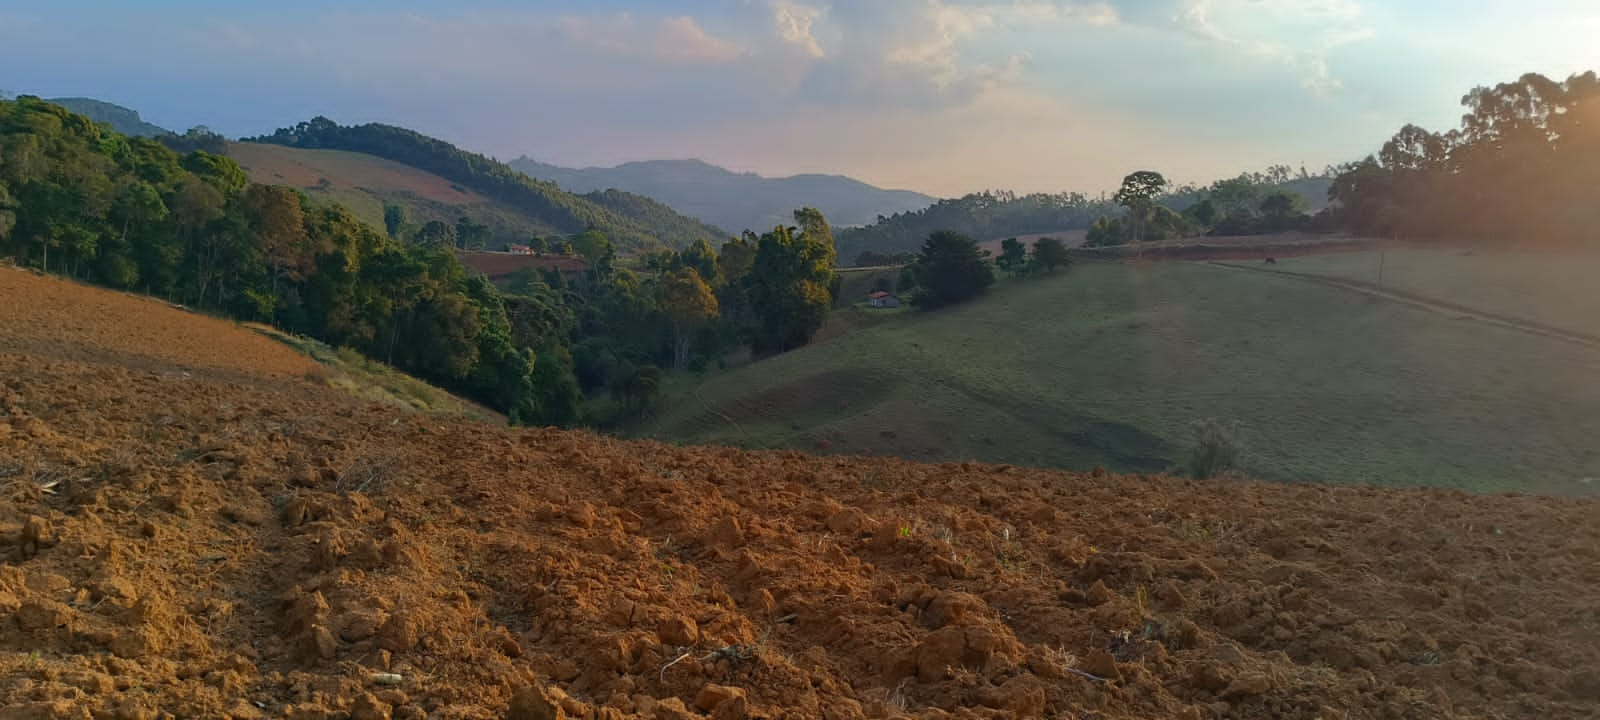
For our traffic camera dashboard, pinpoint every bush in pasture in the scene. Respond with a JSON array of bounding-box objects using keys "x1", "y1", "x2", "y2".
[{"x1": 1188, "y1": 418, "x2": 1243, "y2": 479}]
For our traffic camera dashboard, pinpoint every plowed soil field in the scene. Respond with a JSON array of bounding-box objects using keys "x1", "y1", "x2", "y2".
[{"x1": 3, "y1": 265, "x2": 1599, "y2": 719}]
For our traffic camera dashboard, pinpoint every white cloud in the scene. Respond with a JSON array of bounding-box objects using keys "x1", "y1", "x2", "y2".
[
  {"x1": 776, "y1": 0, "x2": 1118, "y2": 109},
  {"x1": 1178, "y1": 0, "x2": 1374, "y2": 97},
  {"x1": 1009, "y1": 0, "x2": 1121, "y2": 25},
  {"x1": 1, "y1": 1, "x2": 1425, "y2": 195},
  {"x1": 558, "y1": 13, "x2": 744, "y2": 64},
  {"x1": 769, "y1": 0, "x2": 826, "y2": 58}
]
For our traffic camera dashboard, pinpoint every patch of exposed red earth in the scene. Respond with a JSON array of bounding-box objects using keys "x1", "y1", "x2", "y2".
[{"x1": 3, "y1": 266, "x2": 1598, "y2": 719}]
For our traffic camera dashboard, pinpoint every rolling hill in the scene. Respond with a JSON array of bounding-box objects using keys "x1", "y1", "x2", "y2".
[
  {"x1": 5, "y1": 253, "x2": 1599, "y2": 720},
  {"x1": 42, "y1": 97, "x2": 172, "y2": 137},
  {"x1": 245, "y1": 118, "x2": 727, "y2": 252},
  {"x1": 227, "y1": 141, "x2": 559, "y2": 246},
  {"x1": 634, "y1": 257, "x2": 1600, "y2": 496},
  {"x1": 510, "y1": 157, "x2": 936, "y2": 234}
]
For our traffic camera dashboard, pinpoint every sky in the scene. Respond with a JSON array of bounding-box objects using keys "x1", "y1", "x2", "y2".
[{"x1": 1, "y1": 1, "x2": 1594, "y2": 197}]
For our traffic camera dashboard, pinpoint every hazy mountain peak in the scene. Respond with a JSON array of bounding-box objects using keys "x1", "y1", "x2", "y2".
[{"x1": 509, "y1": 156, "x2": 935, "y2": 232}]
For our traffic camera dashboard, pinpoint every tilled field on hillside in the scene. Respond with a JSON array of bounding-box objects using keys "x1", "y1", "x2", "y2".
[{"x1": 2, "y1": 267, "x2": 1599, "y2": 719}]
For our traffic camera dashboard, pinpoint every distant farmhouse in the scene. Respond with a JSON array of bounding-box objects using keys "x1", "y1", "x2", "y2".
[
  {"x1": 868, "y1": 291, "x2": 901, "y2": 308},
  {"x1": 456, "y1": 250, "x2": 591, "y2": 287}
]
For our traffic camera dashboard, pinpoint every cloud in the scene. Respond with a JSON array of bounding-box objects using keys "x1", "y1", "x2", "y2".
[
  {"x1": 769, "y1": 0, "x2": 826, "y2": 58},
  {"x1": 0, "y1": 1, "x2": 1426, "y2": 195},
  {"x1": 1009, "y1": 0, "x2": 1121, "y2": 25},
  {"x1": 1176, "y1": 0, "x2": 1374, "y2": 97},
  {"x1": 779, "y1": 0, "x2": 1118, "y2": 109},
  {"x1": 558, "y1": 13, "x2": 744, "y2": 64}
]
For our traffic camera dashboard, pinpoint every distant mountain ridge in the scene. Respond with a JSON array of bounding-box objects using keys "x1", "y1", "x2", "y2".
[
  {"x1": 509, "y1": 157, "x2": 937, "y2": 233},
  {"x1": 247, "y1": 118, "x2": 727, "y2": 252},
  {"x1": 44, "y1": 97, "x2": 172, "y2": 137}
]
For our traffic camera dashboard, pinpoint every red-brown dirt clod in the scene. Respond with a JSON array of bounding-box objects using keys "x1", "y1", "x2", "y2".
[{"x1": 4, "y1": 266, "x2": 1600, "y2": 719}]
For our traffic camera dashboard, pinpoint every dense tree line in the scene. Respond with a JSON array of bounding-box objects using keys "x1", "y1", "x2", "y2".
[
  {"x1": 1081, "y1": 168, "x2": 1335, "y2": 247},
  {"x1": 245, "y1": 118, "x2": 726, "y2": 253},
  {"x1": 1329, "y1": 70, "x2": 1599, "y2": 245},
  {"x1": 836, "y1": 191, "x2": 1116, "y2": 263},
  {"x1": 0, "y1": 96, "x2": 591, "y2": 425},
  {"x1": 1161, "y1": 165, "x2": 1334, "y2": 213},
  {"x1": 838, "y1": 167, "x2": 1337, "y2": 263},
  {"x1": 0, "y1": 98, "x2": 840, "y2": 426},
  {"x1": 900, "y1": 230, "x2": 1070, "y2": 310},
  {"x1": 157, "y1": 126, "x2": 229, "y2": 155}
]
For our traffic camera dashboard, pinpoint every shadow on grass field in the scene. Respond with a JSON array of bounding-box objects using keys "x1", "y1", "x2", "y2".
[{"x1": 632, "y1": 259, "x2": 1600, "y2": 495}]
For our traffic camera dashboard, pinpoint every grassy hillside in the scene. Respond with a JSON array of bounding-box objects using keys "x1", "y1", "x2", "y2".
[
  {"x1": 248, "y1": 324, "x2": 502, "y2": 422},
  {"x1": 511, "y1": 156, "x2": 936, "y2": 233},
  {"x1": 1267, "y1": 247, "x2": 1600, "y2": 338},
  {"x1": 632, "y1": 259, "x2": 1600, "y2": 495},
  {"x1": 246, "y1": 118, "x2": 726, "y2": 252},
  {"x1": 11, "y1": 253, "x2": 1600, "y2": 719},
  {"x1": 228, "y1": 142, "x2": 555, "y2": 243}
]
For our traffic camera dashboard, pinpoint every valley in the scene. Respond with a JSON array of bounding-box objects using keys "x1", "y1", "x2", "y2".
[
  {"x1": 4, "y1": 263, "x2": 1598, "y2": 719},
  {"x1": 4, "y1": 52, "x2": 1599, "y2": 720},
  {"x1": 637, "y1": 255, "x2": 1600, "y2": 496}
]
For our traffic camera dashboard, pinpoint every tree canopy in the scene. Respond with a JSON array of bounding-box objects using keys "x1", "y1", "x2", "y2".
[
  {"x1": 1031, "y1": 237, "x2": 1071, "y2": 273},
  {"x1": 745, "y1": 209, "x2": 837, "y2": 352},
  {"x1": 909, "y1": 230, "x2": 994, "y2": 309},
  {"x1": 836, "y1": 191, "x2": 1115, "y2": 264},
  {"x1": 0, "y1": 100, "x2": 918, "y2": 429},
  {"x1": 1328, "y1": 70, "x2": 1600, "y2": 246},
  {"x1": 1113, "y1": 171, "x2": 1168, "y2": 245},
  {"x1": 0, "y1": 96, "x2": 598, "y2": 424},
  {"x1": 658, "y1": 267, "x2": 719, "y2": 369},
  {"x1": 996, "y1": 238, "x2": 1028, "y2": 276}
]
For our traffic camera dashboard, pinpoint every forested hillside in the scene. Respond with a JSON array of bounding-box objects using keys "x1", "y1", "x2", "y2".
[
  {"x1": 44, "y1": 97, "x2": 172, "y2": 137},
  {"x1": 0, "y1": 97, "x2": 843, "y2": 428},
  {"x1": 510, "y1": 156, "x2": 935, "y2": 233},
  {"x1": 226, "y1": 141, "x2": 560, "y2": 248},
  {"x1": 1330, "y1": 70, "x2": 1599, "y2": 245},
  {"x1": 246, "y1": 118, "x2": 726, "y2": 252},
  {"x1": 0, "y1": 96, "x2": 599, "y2": 425},
  {"x1": 836, "y1": 191, "x2": 1116, "y2": 263},
  {"x1": 834, "y1": 165, "x2": 1339, "y2": 265}
]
